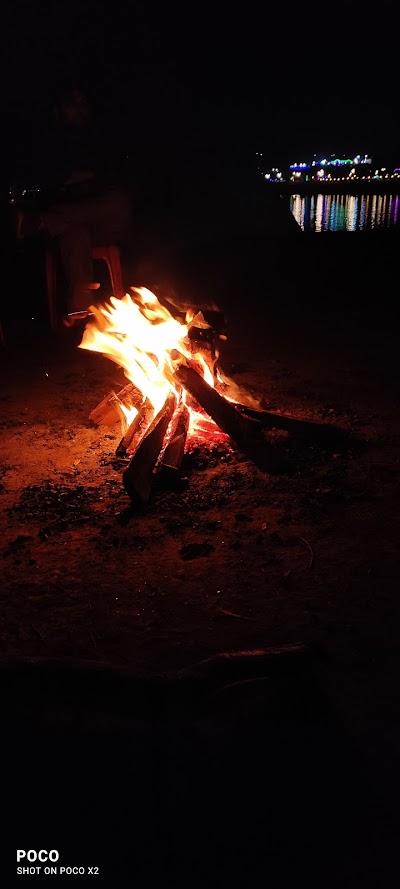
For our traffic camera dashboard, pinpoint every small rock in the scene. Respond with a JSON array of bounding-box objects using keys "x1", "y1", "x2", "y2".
[{"x1": 179, "y1": 542, "x2": 214, "y2": 561}]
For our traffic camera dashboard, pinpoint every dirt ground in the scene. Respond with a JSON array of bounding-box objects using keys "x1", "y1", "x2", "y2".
[{"x1": 2, "y1": 233, "x2": 400, "y2": 878}]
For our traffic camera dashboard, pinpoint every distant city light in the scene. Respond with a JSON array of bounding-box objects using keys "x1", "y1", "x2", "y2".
[{"x1": 260, "y1": 150, "x2": 396, "y2": 186}]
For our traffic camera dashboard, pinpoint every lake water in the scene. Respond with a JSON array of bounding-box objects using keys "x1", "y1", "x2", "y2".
[{"x1": 290, "y1": 193, "x2": 400, "y2": 232}]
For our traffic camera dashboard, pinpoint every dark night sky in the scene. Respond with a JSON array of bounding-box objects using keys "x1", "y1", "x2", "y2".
[{"x1": 4, "y1": 2, "x2": 399, "y2": 169}]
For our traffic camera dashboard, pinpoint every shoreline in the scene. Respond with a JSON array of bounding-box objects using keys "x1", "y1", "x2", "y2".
[{"x1": 269, "y1": 181, "x2": 400, "y2": 196}]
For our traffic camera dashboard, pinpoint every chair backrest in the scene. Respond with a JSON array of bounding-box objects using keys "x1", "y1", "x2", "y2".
[
  {"x1": 92, "y1": 246, "x2": 124, "y2": 299},
  {"x1": 46, "y1": 245, "x2": 124, "y2": 331}
]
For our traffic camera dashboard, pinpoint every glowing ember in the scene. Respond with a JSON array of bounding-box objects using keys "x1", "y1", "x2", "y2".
[{"x1": 79, "y1": 287, "x2": 224, "y2": 444}]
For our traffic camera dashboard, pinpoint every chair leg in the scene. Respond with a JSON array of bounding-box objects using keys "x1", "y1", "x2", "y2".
[
  {"x1": 106, "y1": 246, "x2": 124, "y2": 298},
  {"x1": 45, "y1": 251, "x2": 58, "y2": 331}
]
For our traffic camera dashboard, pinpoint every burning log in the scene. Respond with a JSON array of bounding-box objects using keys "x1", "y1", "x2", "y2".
[
  {"x1": 159, "y1": 403, "x2": 190, "y2": 481},
  {"x1": 188, "y1": 325, "x2": 222, "y2": 362},
  {"x1": 174, "y1": 364, "x2": 287, "y2": 473},
  {"x1": 234, "y1": 405, "x2": 351, "y2": 447},
  {"x1": 116, "y1": 400, "x2": 153, "y2": 457},
  {"x1": 123, "y1": 393, "x2": 177, "y2": 505},
  {"x1": 89, "y1": 382, "x2": 140, "y2": 426}
]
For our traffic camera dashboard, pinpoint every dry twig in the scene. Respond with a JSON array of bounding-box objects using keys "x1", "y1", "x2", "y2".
[
  {"x1": 298, "y1": 536, "x2": 314, "y2": 569},
  {"x1": 217, "y1": 608, "x2": 257, "y2": 621},
  {"x1": 30, "y1": 624, "x2": 46, "y2": 643}
]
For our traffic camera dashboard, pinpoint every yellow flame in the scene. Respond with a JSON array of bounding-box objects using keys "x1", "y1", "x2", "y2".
[
  {"x1": 79, "y1": 288, "x2": 219, "y2": 436},
  {"x1": 80, "y1": 287, "x2": 260, "y2": 450},
  {"x1": 118, "y1": 402, "x2": 139, "y2": 430}
]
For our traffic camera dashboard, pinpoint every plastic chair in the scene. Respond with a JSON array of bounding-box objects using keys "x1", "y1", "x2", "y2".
[{"x1": 46, "y1": 244, "x2": 125, "y2": 331}]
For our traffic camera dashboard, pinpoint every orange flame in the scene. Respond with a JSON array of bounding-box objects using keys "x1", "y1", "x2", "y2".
[{"x1": 79, "y1": 288, "x2": 219, "y2": 438}]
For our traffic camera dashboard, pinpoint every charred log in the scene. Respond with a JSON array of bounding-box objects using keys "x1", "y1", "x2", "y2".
[
  {"x1": 116, "y1": 400, "x2": 153, "y2": 457},
  {"x1": 123, "y1": 393, "x2": 177, "y2": 505},
  {"x1": 174, "y1": 365, "x2": 287, "y2": 473},
  {"x1": 158, "y1": 403, "x2": 190, "y2": 484},
  {"x1": 234, "y1": 405, "x2": 351, "y2": 447}
]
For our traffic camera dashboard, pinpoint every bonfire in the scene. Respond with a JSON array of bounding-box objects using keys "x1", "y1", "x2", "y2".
[{"x1": 80, "y1": 288, "x2": 348, "y2": 505}]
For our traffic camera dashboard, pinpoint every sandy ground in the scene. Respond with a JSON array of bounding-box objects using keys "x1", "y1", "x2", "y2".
[{"x1": 2, "y1": 234, "x2": 400, "y2": 880}]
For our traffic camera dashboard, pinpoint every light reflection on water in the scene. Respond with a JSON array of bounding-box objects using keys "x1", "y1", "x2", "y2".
[{"x1": 290, "y1": 193, "x2": 400, "y2": 231}]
